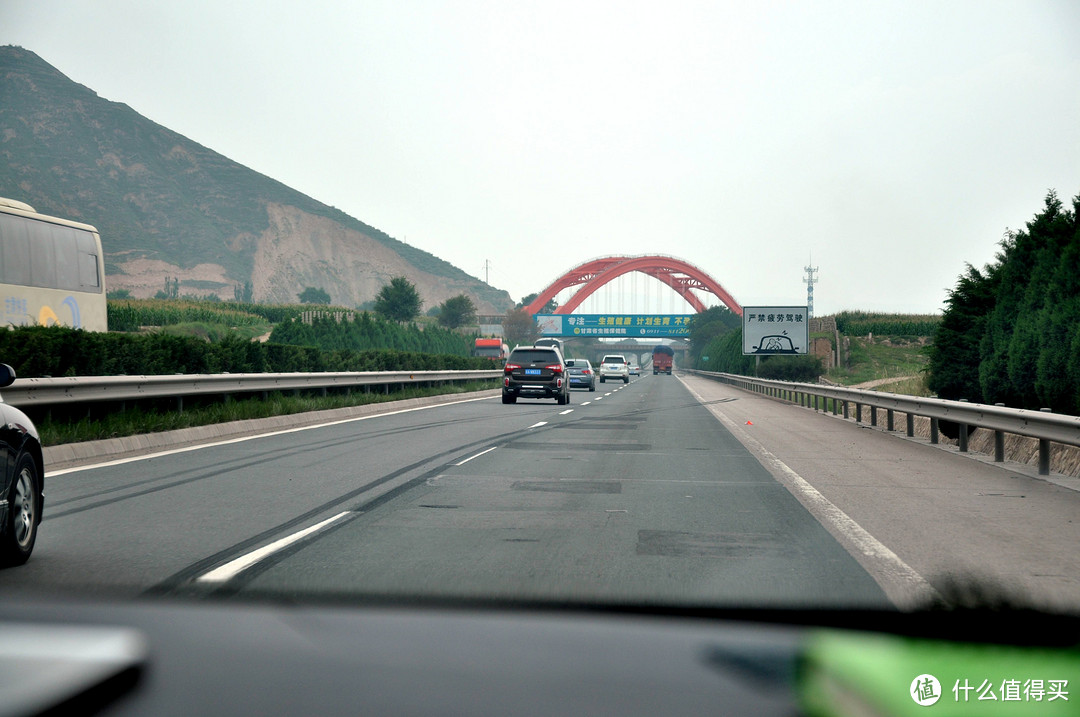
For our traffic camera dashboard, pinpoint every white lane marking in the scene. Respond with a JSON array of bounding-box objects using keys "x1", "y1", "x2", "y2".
[
  {"x1": 196, "y1": 512, "x2": 353, "y2": 584},
  {"x1": 680, "y1": 376, "x2": 939, "y2": 610},
  {"x1": 47, "y1": 394, "x2": 499, "y2": 477},
  {"x1": 581, "y1": 402, "x2": 592, "y2": 405},
  {"x1": 559, "y1": 409, "x2": 574, "y2": 415},
  {"x1": 605, "y1": 392, "x2": 612, "y2": 396},
  {"x1": 528, "y1": 421, "x2": 548, "y2": 428},
  {"x1": 454, "y1": 446, "x2": 497, "y2": 466},
  {"x1": 595, "y1": 397, "x2": 603, "y2": 401}
]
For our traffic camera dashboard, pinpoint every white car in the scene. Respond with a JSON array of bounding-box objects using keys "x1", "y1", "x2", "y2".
[{"x1": 599, "y1": 354, "x2": 629, "y2": 383}]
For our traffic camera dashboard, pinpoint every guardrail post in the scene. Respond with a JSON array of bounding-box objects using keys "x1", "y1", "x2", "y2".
[
  {"x1": 958, "y1": 399, "x2": 969, "y2": 452},
  {"x1": 813, "y1": 394, "x2": 819, "y2": 412},
  {"x1": 870, "y1": 406, "x2": 878, "y2": 427},
  {"x1": 843, "y1": 400, "x2": 849, "y2": 419},
  {"x1": 994, "y1": 403, "x2": 1005, "y2": 461},
  {"x1": 886, "y1": 409, "x2": 894, "y2": 431},
  {"x1": 1039, "y1": 408, "x2": 1052, "y2": 475},
  {"x1": 906, "y1": 413, "x2": 914, "y2": 437},
  {"x1": 930, "y1": 417, "x2": 939, "y2": 444},
  {"x1": 855, "y1": 403, "x2": 862, "y2": 423},
  {"x1": 832, "y1": 398, "x2": 838, "y2": 415},
  {"x1": 177, "y1": 396, "x2": 183, "y2": 413}
]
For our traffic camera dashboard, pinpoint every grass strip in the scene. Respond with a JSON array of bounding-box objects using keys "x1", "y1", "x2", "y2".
[{"x1": 38, "y1": 380, "x2": 501, "y2": 446}]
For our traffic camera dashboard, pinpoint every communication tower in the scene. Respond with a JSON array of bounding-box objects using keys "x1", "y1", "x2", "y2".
[{"x1": 803, "y1": 261, "x2": 819, "y2": 319}]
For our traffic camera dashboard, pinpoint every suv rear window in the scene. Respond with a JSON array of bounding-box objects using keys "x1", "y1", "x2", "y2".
[
  {"x1": 602, "y1": 355, "x2": 625, "y2": 363},
  {"x1": 509, "y1": 349, "x2": 560, "y2": 365}
]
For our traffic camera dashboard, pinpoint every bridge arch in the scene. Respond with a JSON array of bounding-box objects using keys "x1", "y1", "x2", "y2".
[{"x1": 523, "y1": 255, "x2": 742, "y2": 316}]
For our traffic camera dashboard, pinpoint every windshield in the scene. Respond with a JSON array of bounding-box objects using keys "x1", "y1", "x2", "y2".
[{"x1": 1, "y1": 1, "x2": 1078, "y2": 629}]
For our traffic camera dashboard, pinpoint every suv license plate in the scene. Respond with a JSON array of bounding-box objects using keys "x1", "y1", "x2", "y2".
[{"x1": 524, "y1": 368, "x2": 542, "y2": 375}]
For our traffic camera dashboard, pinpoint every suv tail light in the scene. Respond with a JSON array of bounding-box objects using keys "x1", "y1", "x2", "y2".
[
  {"x1": 504, "y1": 363, "x2": 520, "y2": 373},
  {"x1": 545, "y1": 364, "x2": 563, "y2": 375}
]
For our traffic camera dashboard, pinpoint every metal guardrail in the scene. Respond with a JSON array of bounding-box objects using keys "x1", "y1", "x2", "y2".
[
  {"x1": 2, "y1": 370, "x2": 502, "y2": 410},
  {"x1": 686, "y1": 370, "x2": 1080, "y2": 476}
]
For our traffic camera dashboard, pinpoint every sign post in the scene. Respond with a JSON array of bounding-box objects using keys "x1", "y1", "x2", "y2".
[{"x1": 742, "y1": 307, "x2": 809, "y2": 355}]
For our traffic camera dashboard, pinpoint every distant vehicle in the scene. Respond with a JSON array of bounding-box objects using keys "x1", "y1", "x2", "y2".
[
  {"x1": 599, "y1": 354, "x2": 629, "y2": 384},
  {"x1": 0, "y1": 363, "x2": 43, "y2": 566},
  {"x1": 629, "y1": 363, "x2": 640, "y2": 376},
  {"x1": 502, "y1": 346, "x2": 570, "y2": 404},
  {"x1": 565, "y1": 359, "x2": 596, "y2": 391},
  {"x1": 652, "y1": 345, "x2": 674, "y2": 375},
  {"x1": 0, "y1": 197, "x2": 107, "y2": 331},
  {"x1": 473, "y1": 338, "x2": 510, "y2": 362},
  {"x1": 752, "y1": 335, "x2": 799, "y2": 354}
]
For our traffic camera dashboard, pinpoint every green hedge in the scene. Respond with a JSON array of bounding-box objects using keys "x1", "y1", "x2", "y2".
[
  {"x1": 270, "y1": 312, "x2": 476, "y2": 356},
  {"x1": 0, "y1": 326, "x2": 491, "y2": 378}
]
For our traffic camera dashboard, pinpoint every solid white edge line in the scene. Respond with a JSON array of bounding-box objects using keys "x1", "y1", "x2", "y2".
[
  {"x1": 454, "y1": 446, "x2": 497, "y2": 466},
  {"x1": 196, "y1": 512, "x2": 353, "y2": 584},
  {"x1": 46, "y1": 393, "x2": 498, "y2": 477},
  {"x1": 678, "y1": 375, "x2": 940, "y2": 610}
]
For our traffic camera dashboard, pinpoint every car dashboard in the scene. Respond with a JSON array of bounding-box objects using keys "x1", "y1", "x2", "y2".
[{"x1": 1, "y1": 593, "x2": 1078, "y2": 716}]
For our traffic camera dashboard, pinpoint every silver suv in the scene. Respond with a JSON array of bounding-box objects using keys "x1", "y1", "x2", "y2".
[
  {"x1": 599, "y1": 354, "x2": 629, "y2": 384},
  {"x1": 502, "y1": 347, "x2": 571, "y2": 404}
]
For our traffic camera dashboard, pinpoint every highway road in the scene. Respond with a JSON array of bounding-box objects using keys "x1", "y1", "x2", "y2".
[{"x1": 4, "y1": 373, "x2": 1078, "y2": 612}]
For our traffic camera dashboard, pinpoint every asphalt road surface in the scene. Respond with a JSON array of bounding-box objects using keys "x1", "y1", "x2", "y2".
[{"x1": 0, "y1": 374, "x2": 890, "y2": 608}]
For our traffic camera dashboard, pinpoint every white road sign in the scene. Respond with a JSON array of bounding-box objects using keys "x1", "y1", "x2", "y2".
[{"x1": 742, "y1": 306, "x2": 809, "y2": 355}]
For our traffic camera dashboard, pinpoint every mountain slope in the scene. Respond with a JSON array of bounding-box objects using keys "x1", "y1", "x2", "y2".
[{"x1": 0, "y1": 46, "x2": 513, "y2": 312}]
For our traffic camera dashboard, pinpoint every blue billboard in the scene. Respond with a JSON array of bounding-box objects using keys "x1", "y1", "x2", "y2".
[{"x1": 535, "y1": 314, "x2": 693, "y2": 338}]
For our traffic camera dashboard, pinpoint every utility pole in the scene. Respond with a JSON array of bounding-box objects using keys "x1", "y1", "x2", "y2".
[
  {"x1": 483, "y1": 259, "x2": 491, "y2": 284},
  {"x1": 803, "y1": 260, "x2": 819, "y2": 319}
]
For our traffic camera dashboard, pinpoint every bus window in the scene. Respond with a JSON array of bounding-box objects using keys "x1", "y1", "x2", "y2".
[{"x1": 0, "y1": 214, "x2": 31, "y2": 286}]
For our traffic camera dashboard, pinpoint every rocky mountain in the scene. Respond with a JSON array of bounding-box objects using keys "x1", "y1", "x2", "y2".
[{"x1": 0, "y1": 46, "x2": 513, "y2": 313}]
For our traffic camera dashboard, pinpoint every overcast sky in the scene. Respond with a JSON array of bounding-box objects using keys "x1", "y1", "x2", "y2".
[{"x1": 3, "y1": 1, "x2": 1078, "y2": 315}]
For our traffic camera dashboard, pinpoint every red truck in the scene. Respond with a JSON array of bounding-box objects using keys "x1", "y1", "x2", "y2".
[
  {"x1": 652, "y1": 345, "x2": 674, "y2": 375},
  {"x1": 473, "y1": 338, "x2": 509, "y2": 362}
]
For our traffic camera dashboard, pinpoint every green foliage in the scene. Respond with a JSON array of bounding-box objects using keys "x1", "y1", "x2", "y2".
[
  {"x1": 687, "y1": 306, "x2": 741, "y2": 367},
  {"x1": 107, "y1": 299, "x2": 272, "y2": 332},
  {"x1": 374, "y1": 277, "x2": 423, "y2": 323},
  {"x1": 106, "y1": 289, "x2": 132, "y2": 300},
  {"x1": 697, "y1": 326, "x2": 824, "y2": 381},
  {"x1": 0, "y1": 325, "x2": 491, "y2": 378},
  {"x1": 928, "y1": 190, "x2": 1080, "y2": 414},
  {"x1": 269, "y1": 311, "x2": 477, "y2": 357},
  {"x1": 502, "y1": 307, "x2": 538, "y2": 347},
  {"x1": 234, "y1": 282, "x2": 253, "y2": 302},
  {"x1": 297, "y1": 286, "x2": 332, "y2": 305},
  {"x1": 437, "y1": 294, "x2": 477, "y2": 329},
  {"x1": 701, "y1": 329, "x2": 755, "y2": 375},
  {"x1": 757, "y1": 355, "x2": 825, "y2": 381},
  {"x1": 833, "y1": 311, "x2": 941, "y2": 337},
  {"x1": 518, "y1": 293, "x2": 558, "y2": 313},
  {"x1": 154, "y1": 276, "x2": 180, "y2": 300}
]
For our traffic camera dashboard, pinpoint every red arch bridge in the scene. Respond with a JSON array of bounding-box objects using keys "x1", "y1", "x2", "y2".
[{"x1": 522, "y1": 255, "x2": 742, "y2": 339}]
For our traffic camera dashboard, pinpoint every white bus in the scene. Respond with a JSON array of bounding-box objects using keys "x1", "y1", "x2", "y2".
[{"x1": 0, "y1": 197, "x2": 107, "y2": 331}]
